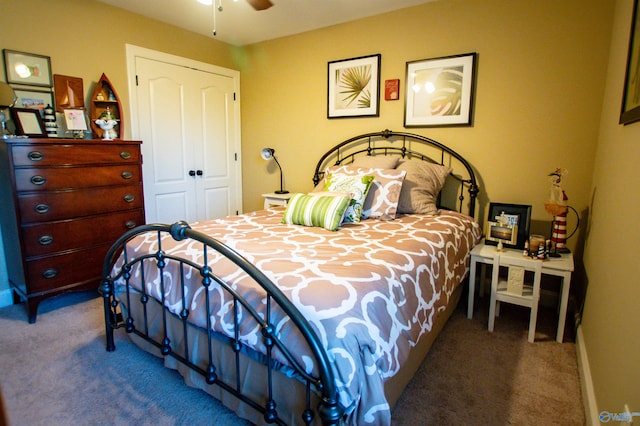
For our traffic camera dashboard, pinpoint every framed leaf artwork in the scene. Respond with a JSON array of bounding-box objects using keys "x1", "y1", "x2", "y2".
[{"x1": 327, "y1": 54, "x2": 381, "y2": 118}]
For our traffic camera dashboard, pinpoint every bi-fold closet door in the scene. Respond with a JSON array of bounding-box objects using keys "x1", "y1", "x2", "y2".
[{"x1": 129, "y1": 46, "x2": 242, "y2": 224}]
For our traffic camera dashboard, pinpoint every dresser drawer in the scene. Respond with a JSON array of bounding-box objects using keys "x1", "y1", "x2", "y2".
[
  {"x1": 18, "y1": 185, "x2": 143, "y2": 223},
  {"x1": 21, "y1": 209, "x2": 145, "y2": 257},
  {"x1": 25, "y1": 244, "x2": 110, "y2": 294},
  {"x1": 14, "y1": 165, "x2": 141, "y2": 191},
  {"x1": 11, "y1": 144, "x2": 140, "y2": 167}
]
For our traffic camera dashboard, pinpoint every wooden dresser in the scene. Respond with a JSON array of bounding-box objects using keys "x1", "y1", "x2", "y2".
[{"x1": 0, "y1": 138, "x2": 145, "y2": 322}]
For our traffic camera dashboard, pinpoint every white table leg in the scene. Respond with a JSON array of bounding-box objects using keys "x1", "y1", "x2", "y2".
[
  {"x1": 467, "y1": 258, "x2": 477, "y2": 319},
  {"x1": 556, "y1": 271, "x2": 571, "y2": 343}
]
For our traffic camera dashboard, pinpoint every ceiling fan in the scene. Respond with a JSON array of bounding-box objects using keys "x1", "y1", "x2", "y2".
[{"x1": 207, "y1": 0, "x2": 273, "y2": 36}]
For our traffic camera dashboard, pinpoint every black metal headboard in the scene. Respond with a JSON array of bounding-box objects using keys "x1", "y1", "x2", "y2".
[{"x1": 312, "y1": 129, "x2": 479, "y2": 218}]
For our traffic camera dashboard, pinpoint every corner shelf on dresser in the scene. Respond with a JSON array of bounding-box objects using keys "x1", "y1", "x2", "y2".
[
  {"x1": 0, "y1": 138, "x2": 144, "y2": 322},
  {"x1": 90, "y1": 73, "x2": 123, "y2": 140}
]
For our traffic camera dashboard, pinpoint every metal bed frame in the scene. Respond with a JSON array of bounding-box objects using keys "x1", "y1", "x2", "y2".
[{"x1": 100, "y1": 130, "x2": 479, "y2": 425}]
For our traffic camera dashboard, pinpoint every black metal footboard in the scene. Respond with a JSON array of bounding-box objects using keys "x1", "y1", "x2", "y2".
[{"x1": 100, "y1": 221, "x2": 343, "y2": 425}]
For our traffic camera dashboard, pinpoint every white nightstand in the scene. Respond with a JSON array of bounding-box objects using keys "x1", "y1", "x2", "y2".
[
  {"x1": 262, "y1": 193, "x2": 292, "y2": 209},
  {"x1": 467, "y1": 241, "x2": 574, "y2": 342}
]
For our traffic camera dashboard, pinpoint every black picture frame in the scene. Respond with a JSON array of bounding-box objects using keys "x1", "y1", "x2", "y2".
[
  {"x1": 485, "y1": 202, "x2": 532, "y2": 250},
  {"x1": 3, "y1": 49, "x2": 53, "y2": 87},
  {"x1": 620, "y1": 0, "x2": 640, "y2": 125},
  {"x1": 404, "y1": 52, "x2": 477, "y2": 127},
  {"x1": 10, "y1": 107, "x2": 48, "y2": 137},
  {"x1": 327, "y1": 54, "x2": 381, "y2": 118}
]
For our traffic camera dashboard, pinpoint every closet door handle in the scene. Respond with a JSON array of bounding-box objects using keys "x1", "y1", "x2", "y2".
[
  {"x1": 188, "y1": 170, "x2": 196, "y2": 177},
  {"x1": 196, "y1": 169, "x2": 203, "y2": 176}
]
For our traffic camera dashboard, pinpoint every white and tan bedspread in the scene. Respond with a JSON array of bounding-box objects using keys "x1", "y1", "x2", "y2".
[{"x1": 114, "y1": 208, "x2": 481, "y2": 425}]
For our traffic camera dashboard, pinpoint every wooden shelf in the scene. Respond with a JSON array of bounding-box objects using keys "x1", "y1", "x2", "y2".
[{"x1": 90, "y1": 73, "x2": 123, "y2": 139}]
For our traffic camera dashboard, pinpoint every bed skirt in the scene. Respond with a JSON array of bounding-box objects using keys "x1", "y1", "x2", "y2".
[{"x1": 118, "y1": 283, "x2": 464, "y2": 425}]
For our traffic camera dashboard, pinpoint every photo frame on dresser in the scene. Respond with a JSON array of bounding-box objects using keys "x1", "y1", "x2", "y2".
[
  {"x1": 485, "y1": 202, "x2": 532, "y2": 250},
  {"x1": 10, "y1": 107, "x2": 47, "y2": 137}
]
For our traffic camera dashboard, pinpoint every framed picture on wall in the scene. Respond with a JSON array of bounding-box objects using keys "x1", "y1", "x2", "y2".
[
  {"x1": 620, "y1": 0, "x2": 640, "y2": 125},
  {"x1": 14, "y1": 88, "x2": 54, "y2": 114},
  {"x1": 3, "y1": 49, "x2": 53, "y2": 87},
  {"x1": 327, "y1": 54, "x2": 381, "y2": 118},
  {"x1": 404, "y1": 52, "x2": 477, "y2": 127},
  {"x1": 485, "y1": 202, "x2": 532, "y2": 250}
]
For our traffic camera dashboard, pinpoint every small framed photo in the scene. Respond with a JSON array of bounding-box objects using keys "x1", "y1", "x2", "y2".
[
  {"x1": 327, "y1": 54, "x2": 381, "y2": 118},
  {"x1": 3, "y1": 49, "x2": 53, "y2": 87},
  {"x1": 404, "y1": 52, "x2": 477, "y2": 127},
  {"x1": 385, "y1": 79, "x2": 400, "y2": 101},
  {"x1": 485, "y1": 202, "x2": 532, "y2": 250},
  {"x1": 485, "y1": 221, "x2": 518, "y2": 247},
  {"x1": 13, "y1": 88, "x2": 54, "y2": 115},
  {"x1": 63, "y1": 109, "x2": 88, "y2": 131},
  {"x1": 10, "y1": 108, "x2": 48, "y2": 137}
]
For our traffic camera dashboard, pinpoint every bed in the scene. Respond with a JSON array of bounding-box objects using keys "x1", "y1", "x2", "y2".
[{"x1": 100, "y1": 129, "x2": 482, "y2": 425}]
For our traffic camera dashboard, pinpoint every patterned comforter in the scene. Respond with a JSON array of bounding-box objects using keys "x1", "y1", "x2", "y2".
[{"x1": 114, "y1": 208, "x2": 481, "y2": 425}]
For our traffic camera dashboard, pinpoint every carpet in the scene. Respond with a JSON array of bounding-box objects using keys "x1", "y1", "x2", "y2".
[{"x1": 0, "y1": 291, "x2": 584, "y2": 425}]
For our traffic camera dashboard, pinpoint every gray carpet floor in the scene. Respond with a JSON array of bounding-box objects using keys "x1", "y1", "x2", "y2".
[{"x1": 0, "y1": 290, "x2": 584, "y2": 425}]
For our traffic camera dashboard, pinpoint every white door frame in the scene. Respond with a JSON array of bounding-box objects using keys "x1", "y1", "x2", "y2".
[{"x1": 124, "y1": 44, "x2": 243, "y2": 218}]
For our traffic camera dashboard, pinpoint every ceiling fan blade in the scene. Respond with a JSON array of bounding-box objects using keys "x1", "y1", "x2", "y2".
[{"x1": 246, "y1": 0, "x2": 273, "y2": 11}]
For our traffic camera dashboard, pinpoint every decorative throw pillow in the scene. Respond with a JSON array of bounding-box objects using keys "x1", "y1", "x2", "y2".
[
  {"x1": 351, "y1": 155, "x2": 400, "y2": 170},
  {"x1": 281, "y1": 193, "x2": 351, "y2": 231},
  {"x1": 326, "y1": 165, "x2": 406, "y2": 219},
  {"x1": 396, "y1": 159, "x2": 452, "y2": 215},
  {"x1": 323, "y1": 172, "x2": 375, "y2": 223}
]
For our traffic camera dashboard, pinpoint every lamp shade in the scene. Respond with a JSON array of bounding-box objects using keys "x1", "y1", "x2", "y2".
[
  {"x1": 260, "y1": 147, "x2": 274, "y2": 161},
  {"x1": 0, "y1": 82, "x2": 16, "y2": 108},
  {"x1": 261, "y1": 147, "x2": 288, "y2": 194}
]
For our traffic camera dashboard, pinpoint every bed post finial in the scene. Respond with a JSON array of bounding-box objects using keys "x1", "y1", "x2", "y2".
[{"x1": 170, "y1": 221, "x2": 192, "y2": 241}]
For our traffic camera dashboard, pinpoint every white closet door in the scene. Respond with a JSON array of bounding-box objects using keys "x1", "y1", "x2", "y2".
[{"x1": 131, "y1": 49, "x2": 241, "y2": 224}]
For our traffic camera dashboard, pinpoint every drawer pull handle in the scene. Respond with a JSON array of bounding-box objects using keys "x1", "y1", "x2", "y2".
[
  {"x1": 38, "y1": 235, "x2": 54, "y2": 245},
  {"x1": 123, "y1": 194, "x2": 135, "y2": 203},
  {"x1": 120, "y1": 151, "x2": 131, "y2": 160},
  {"x1": 28, "y1": 151, "x2": 44, "y2": 161},
  {"x1": 121, "y1": 171, "x2": 133, "y2": 179},
  {"x1": 35, "y1": 203, "x2": 50, "y2": 214},
  {"x1": 42, "y1": 268, "x2": 58, "y2": 279},
  {"x1": 125, "y1": 220, "x2": 137, "y2": 229},
  {"x1": 30, "y1": 175, "x2": 47, "y2": 185}
]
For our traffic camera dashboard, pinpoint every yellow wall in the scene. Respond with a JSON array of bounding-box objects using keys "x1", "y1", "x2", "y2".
[
  {"x1": 241, "y1": 0, "x2": 613, "y2": 239},
  {"x1": 582, "y1": 0, "x2": 640, "y2": 416},
  {"x1": 1, "y1": 0, "x2": 636, "y2": 420}
]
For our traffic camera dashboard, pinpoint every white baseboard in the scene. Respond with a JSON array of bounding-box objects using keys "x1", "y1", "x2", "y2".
[
  {"x1": 0, "y1": 288, "x2": 14, "y2": 308},
  {"x1": 575, "y1": 325, "x2": 599, "y2": 425}
]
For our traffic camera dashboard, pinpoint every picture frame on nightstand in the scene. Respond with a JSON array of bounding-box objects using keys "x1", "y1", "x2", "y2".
[{"x1": 485, "y1": 202, "x2": 532, "y2": 250}]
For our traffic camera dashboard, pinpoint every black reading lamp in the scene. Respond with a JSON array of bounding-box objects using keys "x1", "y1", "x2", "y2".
[{"x1": 261, "y1": 147, "x2": 289, "y2": 194}]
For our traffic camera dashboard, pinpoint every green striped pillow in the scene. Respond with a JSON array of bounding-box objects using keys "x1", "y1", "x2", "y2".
[{"x1": 281, "y1": 193, "x2": 351, "y2": 231}]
